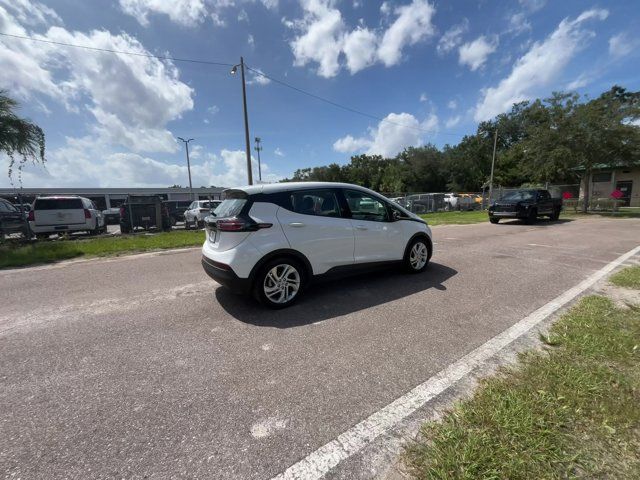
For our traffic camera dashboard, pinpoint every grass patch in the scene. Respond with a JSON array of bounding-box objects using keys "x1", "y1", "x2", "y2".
[
  {"x1": 405, "y1": 295, "x2": 640, "y2": 479},
  {"x1": 0, "y1": 230, "x2": 205, "y2": 269},
  {"x1": 420, "y1": 210, "x2": 487, "y2": 226},
  {"x1": 610, "y1": 265, "x2": 640, "y2": 290}
]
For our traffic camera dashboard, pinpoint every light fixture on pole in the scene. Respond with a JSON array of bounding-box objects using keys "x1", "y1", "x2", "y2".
[
  {"x1": 254, "y1": 137, "x2": 263, "y2": 183},
  {"x1": 177, "y1": 136, "x2": 195, "y2": 200},
  {"x1": 231, "y1": 57, "x2": 253, "y2": 185}
]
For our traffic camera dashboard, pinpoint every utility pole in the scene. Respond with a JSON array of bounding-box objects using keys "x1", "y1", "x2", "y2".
[
  {"x1": 488, "y1": 129, "x2": 498, "y2": 208},
  {"x1": 231, "y1": 57, "x2": 253, "y2": 185},
  {"x1": 254, "y1": 137, "x2": 263, "y2": 183},
  {"x1": 177, "y1": 137, "x2": 195, "y2": 200}
]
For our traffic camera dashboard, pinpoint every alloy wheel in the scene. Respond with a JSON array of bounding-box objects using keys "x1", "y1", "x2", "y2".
[
  {"x1": 263, "y1": 264, "x2": 301, "y2": 304},
  {"x1": 409, "y1": 242, "x2": 428, "y2": 270}
]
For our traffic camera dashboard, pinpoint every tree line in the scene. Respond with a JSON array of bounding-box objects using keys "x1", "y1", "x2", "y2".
[{"x1": 285, "y1": 86, "x2": 640, "y2": 209}]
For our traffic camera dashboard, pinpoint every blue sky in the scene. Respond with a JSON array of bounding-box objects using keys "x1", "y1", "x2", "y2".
[{"x1": 1, "y1": 0, "x2": 638, "y2": 188}]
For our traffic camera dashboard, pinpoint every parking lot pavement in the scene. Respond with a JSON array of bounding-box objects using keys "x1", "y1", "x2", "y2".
[{"x1": 1, "y1": 217, "x2": 639, "y2": 479}]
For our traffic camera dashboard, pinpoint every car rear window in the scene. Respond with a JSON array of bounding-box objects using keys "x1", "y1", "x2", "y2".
[
  {"x1": 213, "y1": 199, "x2": 246, "y2": 217},
  {"x1": 34, "y1": 198, "x2": 83, "y2": 210}
]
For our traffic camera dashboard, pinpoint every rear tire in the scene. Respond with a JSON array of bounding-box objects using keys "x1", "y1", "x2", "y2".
[
  {"x1": 524, "y1": 208, "x2": 537, "y2": 224},
  {"x1": 253, "y1": 257, "x2": 305, "y2": 309},
  {"x1": 550, "y1": 207, "x2": 560, "y2": 221},
  {"x1": 404, "y1": 237, "x2": 430, "y2": 273}
]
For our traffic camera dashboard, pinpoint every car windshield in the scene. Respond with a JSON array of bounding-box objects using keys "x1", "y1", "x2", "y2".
[
  {"x1": 501, "y1": 190, "x2": 536, "y2": 201},
  {"x1": 199, "y1": 201, "x2": 212, "y2": 209}
]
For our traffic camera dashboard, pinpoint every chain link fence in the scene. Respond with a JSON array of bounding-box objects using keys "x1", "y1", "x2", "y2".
[{"x1": 381, "y1": 184, "x2": 582, "y2": 214}]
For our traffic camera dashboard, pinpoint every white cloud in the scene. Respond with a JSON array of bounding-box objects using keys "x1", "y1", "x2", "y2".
[
  {"x1": 119, "y1": 0, "x2": 208, "y2": 27},
  {"x1": 288, "y1": 0, "x2": 344, "y2": 78},
  {"x1": 0, "y1": 4, "x2": 194, "y2": 154},
  {"x1": 118, "y1": 0, "x2": 278, "y2": 27},
  {"x1": 247, "y1": 67, "x2": 271, "y2": 85},
  {"x1": 377, "y1": 0, "x2": 436, "y2": 66},
  {"x1": 566, "y1": 73, "x2": 590, "y2": 90},
  {"x1": 458, "y1": 35, "x2": 498, "y2": 71},
  {"x1": 333, "y1": 112, "x2": 428, "y2": 157},
  {"x1": 445, "y1": 115, "x2": 461, "y2": 128},
  {"x1": 248, "y1": 33, "x2": 255, "y2": 47},
  {"x1": 419, "y1": 93, "x2": 428, "y2": 102},
  {"x1": 474, "y1": 8, "x2": 609, "y2": 121},
  {"x1": 287, "y1": 0, "x2": 436, "y2": 77},
  {"x1": 609, "y1": 33, "x2": 639, "y2": 59},
  {"x1": 333, "y1": 134, "x2": 373, "y2": 153},
  {"x1": 1, "y1": 140, "x2": 280, "y2": 188},
  {"x1": 207, "y1": 105, "x2": 220, "y2": 115},
  {"x1": 518, "y1": 0, "x2": 546, "y2": 12},
  {"x1": 436, "y1": 18, "x2": 468, "y2": 55},
  {"x1": 508, "y1": 13, "x2": 531, "y2": 36},
  {"x1": 274, "y1": 147, "x2": 285, "y2": 157},
  {"x1": 343, "y1": 27, "x2": 378, "y2": 73},
  {"x1": 447, "y1": 99, "x2": 458, "y2": 109}
]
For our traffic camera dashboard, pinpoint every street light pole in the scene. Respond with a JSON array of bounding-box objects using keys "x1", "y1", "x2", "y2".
[
  {"x1": 488, "y1": 128, "x2": 498, "y2": 208},
  {"x1": 177, "y1": 137, "x2": 194, "y2": 200},
  {"x1": 231, "y1": 57, "x2": 253, "y2": 185},
  {"x1": 254, "y1": 137, "x2": 262, "y2": 183}
]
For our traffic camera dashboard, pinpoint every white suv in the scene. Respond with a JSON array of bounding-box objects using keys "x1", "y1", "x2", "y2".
[
  {"x1": 29, "y1": 196, "x2": 106, "y2": 238},
  {"x1": 184, "y1": 200, "x2": 221, "y2": 229},
  {"x1": 201, "y1": 182, "x2": 433, "y2": 308}
]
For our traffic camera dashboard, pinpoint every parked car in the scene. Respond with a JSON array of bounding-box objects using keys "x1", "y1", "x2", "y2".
[
  {"x1": 444, "y1": 193, "x2": 475, "y2": 211},
  {"x1": 201, "y1": 182, "x2": 433, "y2": 308},
  {"x1": 119, "y1": 195, "x2": 171, "y2": 234},
  {"x1": 163, "y1": 200, "x2": 193, "y2": 226},
  {"x1": 488, "y1": 189, "x2": 562, "y2": 224},
  {"x1": 0, "y1": 198, "x2": 29, "y2": 238},
  {"x1": 102, "y1": 207, "x2": 121, "y2": 224},
  {"x1": 29, "y1": 196, "x2": 106, "y2": 238},
  {"x1": 184, "y1": 200, "x2": 221, "y2": 229}
]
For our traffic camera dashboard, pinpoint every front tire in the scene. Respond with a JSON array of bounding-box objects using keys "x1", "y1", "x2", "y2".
[
  {"x1": 489, "y1": 216, "x2": 500, "y2": 224},
  {"x1": 524, "y1": 208, "x2": 537, "y2": 224},
  {"x1": 253, "y1": 258, "x2": 305, "y2": 309},
  {"x1": 404, "y1": 237, "x2": 430, "y2": 273}
]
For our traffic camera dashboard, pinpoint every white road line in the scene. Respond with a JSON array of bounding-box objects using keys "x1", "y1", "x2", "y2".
[{"x1": 271, "y1": 245, "x2": 640, "y2": 480}]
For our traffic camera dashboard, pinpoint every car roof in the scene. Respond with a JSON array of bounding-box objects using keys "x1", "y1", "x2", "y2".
[{"x1": 226, "y1": 182, "x2": 380, "y2": 196}]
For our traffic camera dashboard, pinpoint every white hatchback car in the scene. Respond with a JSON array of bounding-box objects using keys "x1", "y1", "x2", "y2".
[
  {"x1": 184, "y1": 200, "x2": 221, "y2": 229},
  {"x1": 29, "y1": 196, "x2": 106, "y2": 238},
  {"x1": 201, "y1": 182, "x2": 433, "y2": 308}
]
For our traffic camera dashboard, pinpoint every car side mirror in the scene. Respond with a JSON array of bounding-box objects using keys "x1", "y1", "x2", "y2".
[{"x1": 392, "y1": 210, "x2": 402, "y2": 221}]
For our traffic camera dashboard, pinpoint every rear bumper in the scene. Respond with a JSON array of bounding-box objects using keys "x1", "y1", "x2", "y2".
[
  {"x1": 29, "y1": 222, "x2": 91, "y2": 233},
  {"x1": 201, "y1": 256, "x2": 251, "y2": 294}
]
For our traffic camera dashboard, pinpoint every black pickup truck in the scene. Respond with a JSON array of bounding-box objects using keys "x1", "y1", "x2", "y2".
[{"x1": 488, "y1": 189, "x2": 562, "y2": 224}]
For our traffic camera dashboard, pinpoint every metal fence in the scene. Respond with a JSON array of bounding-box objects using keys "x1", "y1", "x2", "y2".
[{"x1": 382, "y1": 184, "x2": 582, "y2": 214}]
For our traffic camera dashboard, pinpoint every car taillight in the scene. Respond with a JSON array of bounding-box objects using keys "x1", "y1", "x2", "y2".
[
  {"x1": 84, "y1": 209, "x2": 91, "y2": 219},
  {"x1": 216, "y1": 217, "x2": 272, "y2": 232},
  {"x1": 28, "y1": 210, "x2": 34, "y2": 221},
  {"x1": 119, "y1": 206, "x2": 125, "y2": 218}
]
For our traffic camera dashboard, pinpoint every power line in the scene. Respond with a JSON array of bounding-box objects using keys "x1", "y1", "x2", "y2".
[
  {"x1": 0, "y1": 32, "x2": 234, "y2": 67},
  {"x1": 245, "y1": 65, "x2": 465, "y2": 137},
  {"x1": 1, "y1": 32, "x2": 467, "y2": 137}
]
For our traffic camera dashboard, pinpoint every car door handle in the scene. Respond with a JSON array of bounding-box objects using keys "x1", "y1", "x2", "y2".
[
  {"x1": 289, "y1": 222, "x2": 305, "y2": 227},
  {"x1": 355, "y1": 225, "x2": 368, "y2": 230}
]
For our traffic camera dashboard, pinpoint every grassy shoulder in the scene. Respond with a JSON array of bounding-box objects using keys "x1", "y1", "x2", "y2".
[
  {"x1": 420, "y1": 210, "x2": 487, "y2": 226},
  {"x1": 0, "y1": 230, "x2": 205, "y2": 269},
  {"x1": 610, "y1": 265, "x2": 640, "y2": 289},
  {"x1": 405, "y1": 294, "x2": 640, "y2": 479}
]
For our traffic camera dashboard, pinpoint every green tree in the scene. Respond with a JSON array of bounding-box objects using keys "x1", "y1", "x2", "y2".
[{"x1": 0, "y1": 91, "x2": 46, "y2": 185}]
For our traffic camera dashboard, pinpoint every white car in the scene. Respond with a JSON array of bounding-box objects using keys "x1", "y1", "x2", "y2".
[
  {"x1": 29, "y1": 196, "x2": 106, "y2": 238},
  {"x1": 184, "y1": 200, "x2": 220, "y2": 229},
  {"x1": 201, "y1": 182, "x2": 433, "y2": 308}
]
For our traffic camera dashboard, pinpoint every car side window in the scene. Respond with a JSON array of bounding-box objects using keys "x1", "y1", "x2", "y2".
[
  {"x1": 290, "y1": 190, "x2": 341, "y2": 217},
  {"x1": 538, "y1": 191, "x2": 550, "y2": 200},
  {"x1": 0, "y1": 201, "x2": 9, "y2": 212},
  {"x1": 344, "y1": 190, "x2": 389, "y2": 222}
]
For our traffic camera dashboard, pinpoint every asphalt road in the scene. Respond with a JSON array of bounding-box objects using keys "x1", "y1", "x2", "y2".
[{"x1": 1, "y1": 217, "x2": 639, "y2": 480}]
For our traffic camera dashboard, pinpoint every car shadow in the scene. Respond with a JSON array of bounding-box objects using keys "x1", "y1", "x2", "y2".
[
  {"x1": 496, "y1": 218, "x2": 574, "y2": 226},
  {"x1": 215, "y1": 262, "x2": 458, "y2": 328}
]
